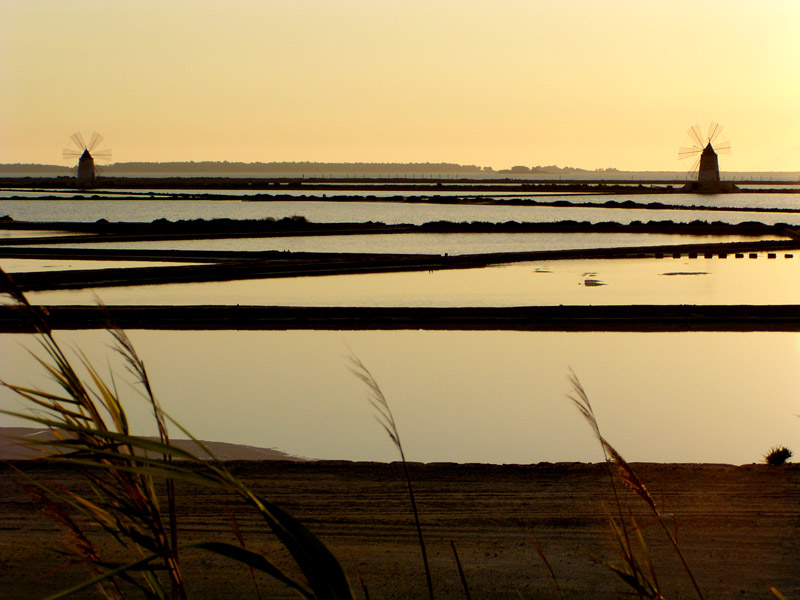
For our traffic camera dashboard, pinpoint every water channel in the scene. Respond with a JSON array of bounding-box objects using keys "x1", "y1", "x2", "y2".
[{"x1": 1, "y1": 188, "x2": 798, "y2": 464}]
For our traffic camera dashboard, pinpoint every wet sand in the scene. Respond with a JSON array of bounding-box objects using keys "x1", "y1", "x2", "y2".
[{"x1": 1, "y1": 460, "x2": 798, "y2": 599}]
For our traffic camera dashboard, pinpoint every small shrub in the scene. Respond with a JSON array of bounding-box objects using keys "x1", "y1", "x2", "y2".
[{"x1": 764, "y1": 446, "x2": 793, "y2": 466}]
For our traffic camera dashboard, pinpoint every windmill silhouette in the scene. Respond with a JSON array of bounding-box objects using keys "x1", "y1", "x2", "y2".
[
  {"x1": 679, "y1": 123, "x2": 733, "y2": 192},
  {"x1": 63, "y1": 132, "x2": 111, "y2": 187}
]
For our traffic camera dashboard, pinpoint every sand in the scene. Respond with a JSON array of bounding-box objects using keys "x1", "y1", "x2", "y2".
[{"x1": 1, "y1": 460, "x2": 798, "y2": 599}]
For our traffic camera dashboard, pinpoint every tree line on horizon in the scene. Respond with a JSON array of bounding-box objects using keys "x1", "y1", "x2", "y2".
[
  {"x1": 2, "y1": 161, "x2": 489, "y2": 175},
  {"x1": 1, "y1": 161, "x2": 618, "y2": 175},
  {"x1": 2, "y1": 162, "x2": 797, "y2": 177}
]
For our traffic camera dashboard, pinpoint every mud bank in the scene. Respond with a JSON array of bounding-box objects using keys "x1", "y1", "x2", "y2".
[
  {"x1": 4, "y1": 239, "x2": 800, "y2": 292},
  {"x1": 2, "y1": 174, "x2": 798, "y2": 192},
  {"x1": 3, "y1": 304, "x2": 800, "y2": 332},
  {"x1": 1, "y1": 218, "x2": 795, "y2": 242}
]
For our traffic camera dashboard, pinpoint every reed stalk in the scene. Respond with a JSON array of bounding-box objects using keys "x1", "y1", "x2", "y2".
[
  {"x1": 567, "y1": 370, "x2": 704, "y2": 600},
  {"x1": 449, "y1": 541, "x2": 472, "y2": 600},
  {"x1": 1, "y1": 268, "x2": 354, "y2": 600},
  {"x1": 348, "y1": 354, "x2": 435, "y2": 600}
]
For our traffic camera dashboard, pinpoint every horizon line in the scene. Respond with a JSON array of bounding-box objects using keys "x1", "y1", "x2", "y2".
[{"x1": 2, "y1": 161, "x2": 799, "y2": 175}]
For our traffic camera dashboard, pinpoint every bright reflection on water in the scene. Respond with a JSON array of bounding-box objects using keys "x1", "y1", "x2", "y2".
[
  {"x1": 0, "y1": 230, "x2": 75, "y2": 239},
  {"x1": 0, "y1": 258, "x2": 196, "y2": 273},
  {"x1": 2, "y1": 329, "x2": 798, "y2": 465},
  {"x1": 23, "y1": 253, "x2": 800, "y2": 307}
]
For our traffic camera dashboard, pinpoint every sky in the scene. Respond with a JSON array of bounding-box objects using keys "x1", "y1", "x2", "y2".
[{"x1": 1, "y1": 0, "x2": 798, "y2": 171}]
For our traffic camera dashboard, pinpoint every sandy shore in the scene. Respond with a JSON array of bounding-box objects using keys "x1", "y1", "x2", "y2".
[{"x1": 1, "y1": 460, "x2": 797, "y2": 599}]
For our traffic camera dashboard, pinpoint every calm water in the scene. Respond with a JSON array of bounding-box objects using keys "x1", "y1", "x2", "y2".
[
  {"x1": 2, "y1": 329, "x2": 798, "y2": 464},
  {"x1": 0, "y1": 188, "x2": 602, "y2": 199},
  {"x1": 2, "y1": 187, "x2": 799, "y2": 465},
  {"x1": 1, "y1": 193, "x2": 799, "y2": 225},
  {"x1": 32, "y1": 232, "x2": 785, "y2": 255},
  {"x1": 0, "y1": 258, "x2": 195, "y2": 273},
  {"x1": 20, "y1": 253, "x2": 800, "y2": 307}
]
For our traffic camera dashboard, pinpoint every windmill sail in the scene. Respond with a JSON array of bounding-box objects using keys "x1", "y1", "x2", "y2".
[
  {"x1": 63, "y1": 132, "x2": 111, "y2": 187},
  {"x1": 678, "y1": 122, "x2": 733, "y2": 193}
]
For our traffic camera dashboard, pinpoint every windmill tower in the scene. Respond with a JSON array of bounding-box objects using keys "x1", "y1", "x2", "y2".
[
  {"x1": 678, "y1": 123, "x2": 734, "y2": 192},
  {"x1": 63, "y1": 132, "x2": 111, "y2": 187}
]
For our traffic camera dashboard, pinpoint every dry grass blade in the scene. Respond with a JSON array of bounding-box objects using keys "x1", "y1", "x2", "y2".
[
  {"x1": 601, "y1": 504, "x2": 662, "y2": 599},
  {"x1": 356, "y1": 571, "x2": 370, "y2": 600},
  {"x1": 184, "y1": 542, "x2": 312, "y2": 599},
  {"x1": 104, "y1": 323, "x2": 182, "y2": 592},
  {"x1": 567, "y1": 371, "x2": 705, "y2": 600},
  {"x1": 2, "y1": 342, "x2": 185, "y2": 597},
  {"x1": 18, "y1": 481, "x2": 125, "y2": 599},
  {"x1": 2, "y1": 271, "x2": 354, "y2": 599},
  {"x1": 629, "y1": 514, "x2": 661, "y2": 594},
  {"x1": 233, "y1": 489, "x2": 355, "y2": 600},
  {"x1": 348, "y1": 355, "x2": 402, "y2": 451},
  {"x1": 230, "y1": 515, "x2": 263, "y2": 600},
  {"x1": 450, "y1": 541, "x2": 472, "y2": 600},
  {"x1": 39, "y1": 553, "x2": 170, "y2": 600},
  {"x1": 151, "y1": 416, "x2": 356, "y2": 599},
  {"x1": 348, "y1": 354, "x2": 435, "y2": 600},
  {"x1": 566, "y1": 369, "x2": 603, "y2": 443},
  {"x1": 602, "y1": 442, "x2": 657, "y2": 513},
  {"x1": 529, "y1": 537, "x2": 563, "y2": 600},
  {"x1": 0, "y1": 268, "x2": 28, "y2": 306}
]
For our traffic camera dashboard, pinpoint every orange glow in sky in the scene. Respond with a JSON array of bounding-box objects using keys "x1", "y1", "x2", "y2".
[{"x1": 1, "y1": 0, "x2": 798, "y2": 171}]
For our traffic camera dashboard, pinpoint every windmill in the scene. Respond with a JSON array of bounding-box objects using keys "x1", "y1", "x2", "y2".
[
  {"x1": 678, "y1": 123, "x2": 732, "y2": 191},
  {"x1": 63, "y1": 132, "x2": 111, "y2": 187}
]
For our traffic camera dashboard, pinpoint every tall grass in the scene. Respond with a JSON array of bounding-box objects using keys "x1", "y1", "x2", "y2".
[
  {"x1": 4, "y1": 263, "x2": 777, "y2": 598},
  {"x1": 1, "y1": 268, "x2": 354, "y2": 600},
  {"x1": 567, "y1": 370, "x2": 705, "y2": 600},
  {"x1": 348, "y1": 355, "x2": 435, "y2": 600}
]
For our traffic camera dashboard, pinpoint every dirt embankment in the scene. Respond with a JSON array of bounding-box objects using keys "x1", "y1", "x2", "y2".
[
  {"x1": 2, "y1": 220, "x2": 799, "y2": 294},
  {"x1": 1, "y1": 174, "x2": 798, "y2": 192},
  {"x1": 0, "y1": 461, "x2": 797, "y2": 599},
  {"x1": 1, "y1": 217, "x2": 796, "y2": 242},
  {"x1": 0, "y1": 176, "x2": 692, "y2": 192},
  {"x1": 5, "y1": 304, "x2": 800, "y2": 333}
]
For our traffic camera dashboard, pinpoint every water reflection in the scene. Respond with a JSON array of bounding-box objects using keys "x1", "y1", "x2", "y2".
[
  {"x1": 2, "y1": 329, "x2": 797, "y2": 465},
  {"x1": 22, "y1": 253, "x2": 800, "y2": 307},
  {"x1": 0, "y1": 230, "x2": 75, "y2": 239},
  {"x1": 36, "y1": 232, "x2": 787, "y2": 255},
  {"x1": 2, "y1": 194, "x2": 799, "y2": 226},
  {"x1": 0, "y1": 258, "x2": 196, "y2": 273}
]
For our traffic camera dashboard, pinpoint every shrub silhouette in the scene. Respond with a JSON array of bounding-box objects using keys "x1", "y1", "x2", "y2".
[{"x1": 764, "y1": 446, "x2": 793, "y2": 466}]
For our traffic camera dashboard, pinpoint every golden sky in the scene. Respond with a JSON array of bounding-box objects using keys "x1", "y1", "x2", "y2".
[{"x1": 1, "y1": 0, "x2": 798, "y2": 171}]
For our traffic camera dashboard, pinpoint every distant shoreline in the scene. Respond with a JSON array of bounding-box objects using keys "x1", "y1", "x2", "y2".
[
  {"x1": 1, "y1": 175, "x2": 798, "y2": 191},
  {"x1": 1, "y1": 161, "x2": 798, "y2": 179},
  {"x1": 0, "y1": 427, "x2": 304, "y2": 462}
]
